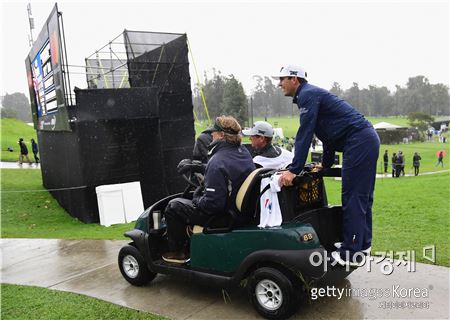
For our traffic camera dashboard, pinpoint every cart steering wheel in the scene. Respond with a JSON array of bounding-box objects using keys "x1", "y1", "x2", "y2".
[{"x1": 177, "y1": 159, "x2": 206, "y2": 188}]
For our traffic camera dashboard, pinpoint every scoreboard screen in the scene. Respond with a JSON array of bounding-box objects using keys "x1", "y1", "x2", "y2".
[
  {"x1": 25, "y1": 3, "x2": 71, "y2": 131},
  {"x1": 31, "y1": 40, "x2": 58, "y2": 116}
]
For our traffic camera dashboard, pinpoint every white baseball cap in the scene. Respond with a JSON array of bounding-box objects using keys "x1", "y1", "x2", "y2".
[
  {"x1": 242, "y1": 121, "x2": 274, "y2": 137},
  {"x1": 271, "y1": 65, "x2": 307, "y2": 80}
]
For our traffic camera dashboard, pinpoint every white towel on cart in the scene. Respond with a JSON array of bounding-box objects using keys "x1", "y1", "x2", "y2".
[{"x1": 258, "y1": 174, "x2": 283, "y2": 228}]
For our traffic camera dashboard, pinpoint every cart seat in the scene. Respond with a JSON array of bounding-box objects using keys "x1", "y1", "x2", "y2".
[{"x1": 235, "y1": 167, "x2": 275, "y2": 224}]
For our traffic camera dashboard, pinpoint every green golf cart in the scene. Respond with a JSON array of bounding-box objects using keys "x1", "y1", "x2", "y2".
[{"x1": 118, "y1": 162, "x2": 352, "y2": 319}]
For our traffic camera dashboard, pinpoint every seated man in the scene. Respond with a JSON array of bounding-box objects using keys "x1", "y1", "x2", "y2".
[
  {"x1": 162, "y1": 116, "x2": 255, "y2": 264},
  {"x1": 242, "y1": 121, "x2": 294, "y2": 169}
]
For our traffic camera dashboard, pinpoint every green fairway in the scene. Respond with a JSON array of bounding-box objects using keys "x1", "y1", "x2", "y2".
[
  {"x1": 1, "y1": 284, "x2": 164, "y2": 320},
  {"x1": 244, "y1": 115, "x2": 449, "y2": 136},
  {"x1": 1, "y1": 118, "x2": 38, "y2": 162}
]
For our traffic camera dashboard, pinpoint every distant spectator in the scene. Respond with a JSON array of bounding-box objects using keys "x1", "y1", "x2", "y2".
[
  {"x1": 391, "y1": 152, "x2": 397, "y2": 177},
  {"x1": 412, "y1": 152, "x2": 421, "y2": 176},
  {"x1": 31, "y1": 138, "x2": 39, "y2": 163},
  {"x1": 435, "y1": 151, "x2": 444, "y2": 167},
  {"x1": 427, "y1": 129, "x2": 433, "y2": 141},
  {"x1": 18, "y1": 138, "x2": 32, "y2": 165},
  {"x1": 398, "y1": 151, "x2": 405, "y2": 176},
  {"x1": 383, "y1": 150, "x2": 389, "y2": 173},
  {"x1": 394, "y1": 152, "x2": 403, "y2": 178}
]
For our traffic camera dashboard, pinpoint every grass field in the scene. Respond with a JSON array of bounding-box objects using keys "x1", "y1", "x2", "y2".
[
  {"x1": 1, "y1": 168, "x2": 448, "y2": 266},
  {"x1": 1, "y1": 118, "x2": 37, "y2": 162},
  {"x1": 1, "y1": 284, "x2": 164, "y2": 320},
  {"x1": 0, "y1": 169, "x2": 134, "y2": 239}
]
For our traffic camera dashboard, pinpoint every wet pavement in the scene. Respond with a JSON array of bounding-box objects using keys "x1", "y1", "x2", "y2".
[
  {"x1": 374, "y1": 169, "x2": 449, "y2": 179},
  {"x1": 1, "y1": 238, "x2": 449, "y2": 319},
  {"x1": 1, "y1": 161, "x2": 40, "y2": 169}
]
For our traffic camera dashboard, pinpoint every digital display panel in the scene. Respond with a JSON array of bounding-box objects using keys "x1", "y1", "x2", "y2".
[
  {"x1": 25, "y1": 3, "x2": 71, "y2": 131},
  {"x1": 31, "y1": 40, "x2": 57, "y2": 116}
]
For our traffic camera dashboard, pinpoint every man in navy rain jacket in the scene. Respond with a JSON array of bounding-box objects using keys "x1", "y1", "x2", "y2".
[
  {"x1": 163, "y1": 116, "x2": 255, "y2": 264},
  {"x1": 275, "y1": 65, "x2": 380, "y2": 267}
]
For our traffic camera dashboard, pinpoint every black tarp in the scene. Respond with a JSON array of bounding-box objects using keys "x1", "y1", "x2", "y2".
[{"x1": 38, "y1": 31, "x2": 194, "y2": 223}]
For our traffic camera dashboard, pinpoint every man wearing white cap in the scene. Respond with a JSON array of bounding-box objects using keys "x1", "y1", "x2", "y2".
[
  {"x1": 242, "y1": 121, "x2": 293, "y2": 169},
  {"x1": 273, "y1": 65, "x2": 380, "y2": 267}
]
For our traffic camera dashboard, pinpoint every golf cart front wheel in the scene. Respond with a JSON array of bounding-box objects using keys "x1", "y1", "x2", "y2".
[
  {"x1": 248, "y1": 267, "x2": 299, "y2": 319},
  {"x1": 118, "y1": 245, "x2": 156, "y2": 286}
]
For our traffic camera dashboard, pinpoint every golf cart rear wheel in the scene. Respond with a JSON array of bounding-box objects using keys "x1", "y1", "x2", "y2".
[
  {"x1": 248, "y1": 267, "x2": 299, "y2": 319},
  {"x1": 118, "y1": 245, "x2": 156, "y2": 286}
]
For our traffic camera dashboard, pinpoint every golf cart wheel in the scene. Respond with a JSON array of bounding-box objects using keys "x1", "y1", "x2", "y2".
[
  {"x1": 248, "y1": 267, "x2": 299, "y2": 320},
  {"x1": 118, "y1": 245, "x2": 156, "y2": 286}
]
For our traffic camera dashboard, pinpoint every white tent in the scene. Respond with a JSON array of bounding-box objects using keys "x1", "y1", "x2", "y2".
[{"x1": 373, "y1": 122, "x2": 406, "y2": 130}]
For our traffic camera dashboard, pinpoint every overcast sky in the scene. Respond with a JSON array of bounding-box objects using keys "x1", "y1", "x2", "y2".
[{"x1": 1, "y1": 0, "x2": 449, "y2": 98}]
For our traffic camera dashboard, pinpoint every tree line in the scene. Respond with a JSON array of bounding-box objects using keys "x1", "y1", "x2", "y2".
[
  {"x1": 329, "y1": 76, "x2": 449, "y2": 117},
  {"x1": 192, "y1": 69, "x2": 249, "y2": 125},
  {"x1": 193, "y1": 73, "x2": 449, "y2": 126}
]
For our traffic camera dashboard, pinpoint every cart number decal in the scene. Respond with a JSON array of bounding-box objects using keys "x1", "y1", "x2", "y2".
[{"x1": 302, "y1": 233, "x2": 314, "y2": 241}]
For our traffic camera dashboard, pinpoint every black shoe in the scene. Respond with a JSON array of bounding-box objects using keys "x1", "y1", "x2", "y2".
[{"x1": 162, "y1": 251, "x2": 190, "y2": 264}]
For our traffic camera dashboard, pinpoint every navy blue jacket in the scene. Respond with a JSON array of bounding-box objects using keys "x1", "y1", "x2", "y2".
[
  {"x1": 290, "y1": 83, "x2": 372, "y2": 174},
  {"x1": 31, "y1": 140, "x2": 38, "y2": 153},
  {"x1": 196, "y1": 140, "x2": 255, "y2": 215}
]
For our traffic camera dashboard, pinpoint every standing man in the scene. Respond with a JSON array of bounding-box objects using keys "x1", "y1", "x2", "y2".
[
  {"x1": 31, "y1": 138, "x2": 39, "y2": 164},
  {"x1": 391, "y1": 152, "x2": 397, "y2": 177},
  {"x1": 383, "y1": 150, "x2": 389, "y2": 174},
  {"x1": 273, "y1": 65, "x2": 380, "y2": 267},
  {"x1": 242, "y1": 121, "x2": 294, "y2": 169},
  {"x1": 412, "y1": 152, "x2": 421, "y2": 176},
  {"x1": 398, "y1": 151, "x2": 405, "y2": 176},
  {"x1": 18, "y1": 138, "x2": 32, "y2": 165},
  {"x1": 435, "y1": 150, "x2": 444, "y2": 167},
  {"x1": 162, "y1": 116, "x2": 255, "y2": 264}
]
